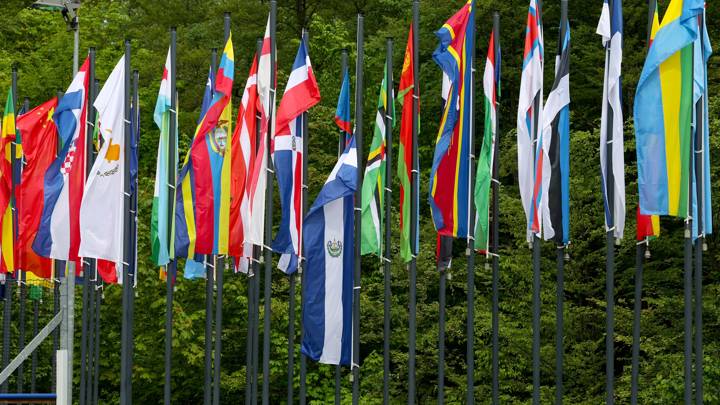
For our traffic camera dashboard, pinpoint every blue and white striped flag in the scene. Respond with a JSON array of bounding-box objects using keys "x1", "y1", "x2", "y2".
[{"x1": 301, "y1": 136, "x2": 357, "y2": 366}]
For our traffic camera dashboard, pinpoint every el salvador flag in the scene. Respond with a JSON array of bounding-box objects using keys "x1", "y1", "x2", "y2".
[{"x1": 301, "y1": 136, "x2": 357, "y2": 366}]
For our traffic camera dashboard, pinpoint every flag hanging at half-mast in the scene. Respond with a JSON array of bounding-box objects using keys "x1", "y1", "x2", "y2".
[
  {"x1": 428, "y1": 0, "x2": 475, "y2": 240},
  {"x1": 151, "y1": 48, "x2": 177, "y2": 267},
  {"x1": 175, "y1": 66, "x2": 213, "y2": 280},
  {"x1": 474, "y1": 29, "x2": 500, "y2": 252},
  {"x1": 230, "y1": 54, "x2": 259, "y2": 273},
  {"x1": 397, "y1": 24, "x2": 418, "y2": 263},
  {"x1": 246, "y1": 16, "x2": 274, "y2": 247},
  {"x1": 78, "y1": 55, "x2": 126, "y2": 270},
  {"x1": 34, "y1": 57, "x2": 90, "y2": 266},
  {"x1": 597, "y1": 0, "x2": 626, "y2": 240},
  {"x1": 361, "y1": 61, "x2": 393, "y2": 257},
  {"x1": 301, "y1": 136, "x2": 357, "y2": 366},
  {"x1": 539, "y1": 15, "x2": 571, "y2": 245},
  {"x1": 634, "y1": 0, "x2": 703, "y2": 219},
  {"x1": 0, "y1": 89, "x2": 15, "y2": 273},
  {"x1": 16, "y1": 97, "x2": 57, "y2": 278},
  {"x1": 335, "y1": 67, "x2": 352, "y2": 144},
  {"x1": 272, "y1": 39, "x2": 321, "y2": 274},
  {"x1": 517, "y1": 0, "x2": 544, "y2": 242}
]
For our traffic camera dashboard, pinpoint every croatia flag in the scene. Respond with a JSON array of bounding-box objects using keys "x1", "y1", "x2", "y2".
[
  {"x1": 272, "y1": 39, "x2": 321, "y2": 274},
  {"x1": 34, "y1": 57, "x2": 90, "y2": 265},
  {"x1": 301, "y1": 136, "x2": 357, "y2": 366}
]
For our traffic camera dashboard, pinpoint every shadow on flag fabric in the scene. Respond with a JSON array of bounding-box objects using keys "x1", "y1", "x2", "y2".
[
  {"x1": 301, "y1": 136, "x2": 357, "y2": 366},
  {"x1": 597, "y1": 0, "x2": 626, "y2": 240},
  {"x1": 361, "y1": 62, "x2": 393, "y2": 257},
  {"x1": 272, "y1": 39, "x2": 321, "y2": 274},
  {"x1": 474, "y1": 29, "x2": 500, "y2": 252},
  {"x1": 517, "y1": 0, "x2": 544, "y2": 243},
  {"x1": 152, "y1": 48, "x2": 177, "y2": 269},
  {"x1": 34, "y1": 57, "x2": 89, "y2": 270},
  {"x1": 78, "y1": 55, "x2": 126, "y2": 279},
  {"x1": 429, "y1": 0, "x2": 475, "y2": 240},
  {"x1": 0, "y1": 88, "x2": 16, "y2": 274},
  {"x1": 397, "y1": 24, "x2": 418, "y2": 263},
  {"x1": 634, "y1": 0, "x2": 703, "y2": 219},
  {"x1": 540, "y1": 16, "x2": 571, "y2": 245},
  {"x1": 16, "y1": 97, "x2": 57, "y2": 278}
]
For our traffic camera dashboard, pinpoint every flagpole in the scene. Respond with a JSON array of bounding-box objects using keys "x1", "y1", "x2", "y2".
[
  {"x1": 120, "y1": 38, "x2": 132, "y2": 405},
  {"x1": 213, "y1": 14, "x2": 231, "y2": 405},
  {"x1": 163, "y1": 26, "x2": 177, "y2": 405},
  {"x1": 408, "y1": 4, "x2": 420, "y2": 403},
  {"x1": 0, "y1": 67, "x2": 18, "y2": 396},
  {"x1": 352, "y1": 13, "x2": 364, "y2": 405},
  {"x1": 532, "y1": 3, "x2": 543, "y2": 405},
  {"x1": 51, "y1": 89, "x2": 63, "y2": 396},
  {"x1": 91, "y1": 78, "x2": 101, "y2": 405},
  {"x1": 78, "y1": 46, "x2": 96, "y2": 405},
  {"x1": 490, "y1": 12, "x2": 501, "y2": 405},
  {"x1": 30, "y1": 285, "x2": 38, "y2": 394},
  {"x1": 465, "y1": 1, "x2": 478, "y2": 399},
  {"x1": 262, "y1": 3, "x2": 277, "y2": 404},
  {"x1": 128, "y1": 67, "x2": 140, "y2": 405},
  {"x1": 250, "y1": 39, "x2": 263, "y2": 403},
  {"x1": 334, "y1": 48, "x2": 349, "y2": 405},
  {"x1": 292, "y1": 29, "x2": 310, "y2": 405},
  {"x1": 694, "y1": 13, "x2": 706, "y2": 405},
  {"x1": 11, "y1": 65, "x2": 25, "y2": 396}
]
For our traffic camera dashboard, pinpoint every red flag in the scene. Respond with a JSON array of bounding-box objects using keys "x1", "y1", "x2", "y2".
[{"x1": 16, "y1": 97, "x2": 57, "y2": 278}]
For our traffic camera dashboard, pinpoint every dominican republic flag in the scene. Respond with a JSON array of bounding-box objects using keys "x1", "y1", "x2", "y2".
[
  {"x1": 517, "y1": 0, "x2": 544, "y2": 242},
  {"x1": 540, "y1": 16, "x2": 571, "y2": 245},
  {"x1": 597, "y1": 0, "x2": 626, "y2": 240},
  {"x1": 34, "y1": 57, "x2": 90, "y2": 264},
  {"x1": 301, "y1": 136, "x2": 357, "y2": 366},
  {"x1": 272, "y1": 39, "x2": 321, "y2": 274}
]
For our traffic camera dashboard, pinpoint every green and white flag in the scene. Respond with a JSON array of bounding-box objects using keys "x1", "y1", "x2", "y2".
[
  {"x1": 151, "y1": 48, "x2": 177, "y2": 266},
  {"x1": 361, "y1": 63, "x2": 394, "y2": 257}
]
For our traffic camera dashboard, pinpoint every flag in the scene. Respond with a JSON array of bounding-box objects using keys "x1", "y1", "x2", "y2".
[
  {"x1": 517, "y1": 0, "x2": 544, "y2": 242},
  {"x1": 634, "y1": 0, "x2": 704, "y2": 219},
  {"x1": 540, "y1": 16, "x2": 571, "y2": 245},
  {"x1": 34, "y1": 57, "x2": 90, "y2": 265},
  {"x1": 246, "y1": 17, "x2": 274, "y2": 246},
  {"x1": 78, "y1": 55, "x2": 126, "y2": 269},
  {"x1": 175, "y1": 66, "x2": 213, "y2": 279},
  {"x1": 151, "y1": 48, "x2": 177, "y2": 268},
  {"x1": 361, "y1": 62, "x2": 393, "y2": 257},
  {"x1": 690, "y1": 8, "x2": 712, "y2": 239},
  {"x1": 272, "y1": 39, "x2": 321, "y2": 274},
  {"x1": 474, "y1": 29, "x2": 501, "y2": 252},
  {"x1": 301, "y1": 136, "x2": 357, "y2": 366},
  {"x1": 397, "y1": 25, "x2": 418, "y2": 263},
  {"x1": 230, "y1": 55, "x2": 259, "y2": 273},
  {"x1": 187, "y1": 34, "x2": 234, "y2": 255},
  {"x1": 597, "y1": 0, "x2": 626, "y2": 240},
  {"x1": 0, "y1": 89, "x2": 15, "y2": 273},
  {"x1": 335, "y1": 68, "x2": 352, "y2": 143},
  {"x1": 16, "y1": 98, "x2": 57, "y2": 278},
  {"x1": 429, "y1": 0, "x2": 475, "y2": 240}
]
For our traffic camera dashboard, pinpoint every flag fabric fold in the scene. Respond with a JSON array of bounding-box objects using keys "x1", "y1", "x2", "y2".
[
  {"x1": 78, "y1": 55, "x2": 126, "y2": 272},
  {"x1": 335, "y1": 68, "x2": 352, "y2": 144},
  {"x1": 301, "y1": 136, "x2": 357, "y2": 366},
  {"x1": 474, "y1": 30, "x2": 500, "y2": 252},
  {"x1": 429, "y1": 0, "x2": 475, "y2": 240},
  {"x1": 272, "y1": 39, "x2": 321, "y2": 274},
  {"x1": 517, "y1": 0, "x2": 544, "y2": 242}
]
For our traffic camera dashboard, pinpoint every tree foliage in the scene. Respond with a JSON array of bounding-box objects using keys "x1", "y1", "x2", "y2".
[{"x1": 0, "y1": 0, "x2": 719, "y2": 403}]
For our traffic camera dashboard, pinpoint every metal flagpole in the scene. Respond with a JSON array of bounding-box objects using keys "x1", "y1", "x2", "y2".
[
  {"x1": 261, "y1": 3, "x2": 277, "y2": 404},
  {"x1": 91, "y1": 77, "x2": 101, "y2": 405},
  {"x1": 694, "y1": 13, "x2": 706, "y2": 405},
  {"x1": 490, "y1": 12, "x2": 501, "y2": 405},
  {"x1": 250, "y1": 36, "x2": 263, "y2": 401},
  {"x1": 51, "y1": 89, "x2": 64, "y2": 396},
  {"x1": 164, "y1": 26, "x2": 177, "y2": 405},
  {"x1": 30, "y1": 290, "x2": 38, "y2": 393},
  {"x1": 381, "y1": 37, "x2": 394, "y2": 405},
  {"x1": 14, "y1": 78, "x2": 25, "y2": 396},
  {"x1": 128, "y1": 67, "x2": 139, "y2": 405},
  {"x1": 79, "y1": 47, "x2": 96, "y2": 405},
  {"x1": 408, "y1": 3, "x2": 419, "y2": 403},
  {"x1": 203, "y1": 47, "x2": 218, "y2": 405},
  {"x1": 213, "y1": 14, "x2": 231, "y2": 405},
  {"x1": 465, "y1": 3, "x2": 478, "y2": 400},
  {"x1": 438, "y1": 258, "x2": 446, "y2": 405},
  {"x1": 352, "y1": 13, "x2": 365, "y2": 405},
  {"x1": 120, "y1": 38, "x2": 132, "y2": 405}
]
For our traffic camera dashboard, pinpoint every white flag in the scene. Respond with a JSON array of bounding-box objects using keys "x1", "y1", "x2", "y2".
[{"x1": 78, "y1": 55, "x2": 126, "y2": 267}]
